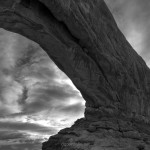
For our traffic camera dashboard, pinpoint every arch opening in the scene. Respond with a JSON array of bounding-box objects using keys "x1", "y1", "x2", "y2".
[
  {"x1": 0, "y1": 28, "x2": 85, "y2": 149},
  {"x1": 0, "y1": 0, "x2": 104, "y2": 114}
]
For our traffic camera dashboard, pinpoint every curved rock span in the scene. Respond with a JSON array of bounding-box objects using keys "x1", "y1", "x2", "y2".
[{"x1": 0, "y1": 0, "x2": 150, "y2": 149}]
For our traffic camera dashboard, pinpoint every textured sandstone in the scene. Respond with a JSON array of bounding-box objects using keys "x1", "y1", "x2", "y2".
[{"x1": 0, "y1": 0, "x2": 150, "y2": 149}]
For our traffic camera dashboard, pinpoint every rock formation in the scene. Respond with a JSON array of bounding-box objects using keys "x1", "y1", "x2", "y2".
[{"x1": 0, "y1": 0, "x2": 150, "y2": 149}]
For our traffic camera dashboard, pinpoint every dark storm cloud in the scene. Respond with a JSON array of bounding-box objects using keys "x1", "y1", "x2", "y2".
[
  {"x1": 0, "y1": 143, "x2": 41, "y2": 150},
  {"x1": 0, "y1": 131, "x2": 27, "y2": 140},
  {"x1": 105, "y1": 0, "x2": 150, "y2": 65},
  {"x1": 0, "y1": 121, "x2": 56, "y2": 135}
]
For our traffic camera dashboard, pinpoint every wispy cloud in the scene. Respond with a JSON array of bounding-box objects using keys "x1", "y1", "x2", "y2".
[{"x1": 0, "y1": 143, "x2": 41, "y2": 150}]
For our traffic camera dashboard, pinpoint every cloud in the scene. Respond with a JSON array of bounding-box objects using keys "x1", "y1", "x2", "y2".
[
  {"x1": 0, "y1": 143, "x2": 41, "y2": 150},
  {"x1": 0, "y1": 127, "x2": 44, "y2": 150},
  {"x1": 105, "y1": 0, "x2": 150, "y2": 66},
  {"x1": 0, "y1": 131, "x2": 27, "y2": 140},
  {"x1": 0, "y1": 13, "x2": 84, "y2": 149},
  {"x1": 29, "y1": 84, "x2": 79, "y2": 101},
  {"x1": 0, "y1": 32, "x2": 84, "y2": 146},
  {"x1": 0, "y1": 121, "x2": 57, "y2": 135},
  {"x1": 0, "y1": 26, "x2": 85, "y2": 117},
  {"x1": 0, "y1": 30, "x2": 72, "y2": 115},
  {"x1": 59, "y1": 102, "x2": 85, "y2": 116},
  {"x1": 0, "y1": 29, "x2": 31, "y2": 115}
]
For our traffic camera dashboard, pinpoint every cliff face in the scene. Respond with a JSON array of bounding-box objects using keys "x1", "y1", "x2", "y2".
[{"x1": 0, "y1": 0, "x2": 150, "y2": 149}]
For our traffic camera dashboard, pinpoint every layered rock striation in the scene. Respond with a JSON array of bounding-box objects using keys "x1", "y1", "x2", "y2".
[{"x1": 0, "y1": 0, "x2": 150, "y2": 149}]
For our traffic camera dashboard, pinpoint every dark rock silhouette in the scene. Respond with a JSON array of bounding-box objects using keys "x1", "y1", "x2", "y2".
[{"x1": 0, "y1": 0, "x2": 150, "y2": 149}]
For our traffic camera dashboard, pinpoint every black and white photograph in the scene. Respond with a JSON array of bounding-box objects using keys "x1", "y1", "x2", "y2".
[{"x1": 0, "y1": 0, "x2": 150, "y2": 150}]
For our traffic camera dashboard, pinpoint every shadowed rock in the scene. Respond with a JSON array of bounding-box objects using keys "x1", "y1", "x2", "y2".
[{"x1": 0, "y1": 0, "x2": 150, "y2": 149}]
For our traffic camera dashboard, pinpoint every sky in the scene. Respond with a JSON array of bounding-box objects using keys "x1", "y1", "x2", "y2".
[
  {"x1": 0, "y1": 30, "x2": 85, "y2": 150},
  {"x1": 0, "y1": 0, "x2": 150, "y2": 150},
  {"x1": 105, "y1": 0, "x2": 150, "y2": 66}
]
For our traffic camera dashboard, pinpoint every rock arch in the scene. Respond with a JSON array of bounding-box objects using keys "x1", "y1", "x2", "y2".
[{"x1": 0, "y1": 0, "x2": 150, "y2": 149}]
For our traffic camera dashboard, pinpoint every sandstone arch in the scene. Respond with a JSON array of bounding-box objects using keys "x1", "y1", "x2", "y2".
[{"x1": 0, "y1": 0, "x2": 150, "y2": 149}]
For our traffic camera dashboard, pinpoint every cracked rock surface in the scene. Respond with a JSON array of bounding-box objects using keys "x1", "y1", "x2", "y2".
[{"x1": 0, "y1": 0, "x2": 150, "y2": 149}]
